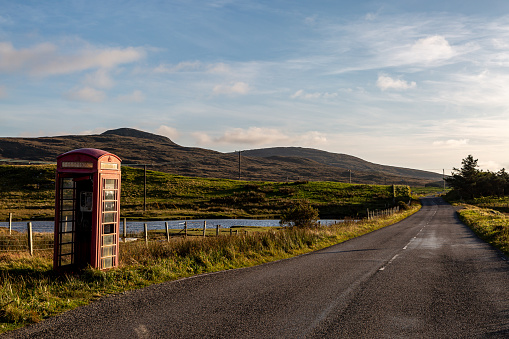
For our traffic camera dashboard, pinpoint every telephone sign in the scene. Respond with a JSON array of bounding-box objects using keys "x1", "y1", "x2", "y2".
[{"x1": 54, "y1": 148, "x2": 121, "y2": 271}]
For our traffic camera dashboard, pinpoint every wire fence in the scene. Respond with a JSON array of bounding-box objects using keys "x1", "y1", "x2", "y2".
[
  {"x1": 1, "y1": 207, "x2": 404, "y2": 255},
  {"x1": 0, "y1": 222, "x2": 53, "y2": 253}
]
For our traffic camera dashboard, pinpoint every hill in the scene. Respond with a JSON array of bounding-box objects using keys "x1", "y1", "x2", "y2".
[
  {"x1": 240, "y1": 147, "x2": 440, "y2": 181},
  {"x1": 0, "y1": 128, "x2": 442, "y2": 185}
]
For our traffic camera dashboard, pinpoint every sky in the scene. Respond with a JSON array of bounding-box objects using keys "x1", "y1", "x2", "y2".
[{"x1": 2, "y1": 0, "x2": 509, "y2": 174}]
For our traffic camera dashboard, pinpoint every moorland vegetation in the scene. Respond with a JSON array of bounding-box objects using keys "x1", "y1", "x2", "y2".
[{"x1": 0, "y1": 164, "x2": 412, "y2": 222}]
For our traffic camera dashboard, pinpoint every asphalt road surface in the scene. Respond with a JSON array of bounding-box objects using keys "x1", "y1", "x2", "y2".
[{"x1": 5, "y1": 197, "x2": 509, "y2": 338}]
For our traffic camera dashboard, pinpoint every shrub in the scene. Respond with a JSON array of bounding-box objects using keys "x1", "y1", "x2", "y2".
[
  {"x1": 279, "y1": 200, "x2": 319, "y2": 228},
  {"x1": 397, "y1": 200, "x2": 410, "y2": 210}
]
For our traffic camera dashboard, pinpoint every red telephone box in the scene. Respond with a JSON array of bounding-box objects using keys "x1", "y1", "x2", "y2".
[{"x1": 54, "y1": 148, "x2": 121, "y2": 271}]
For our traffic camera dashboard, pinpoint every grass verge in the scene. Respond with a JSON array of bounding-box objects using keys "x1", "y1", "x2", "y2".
[
  {"x1": 457, "y1": 206, "x2": 509, "y2": 256},
  {"x1": 0, "y1": 202, "x2": 420, "y2": 334}
]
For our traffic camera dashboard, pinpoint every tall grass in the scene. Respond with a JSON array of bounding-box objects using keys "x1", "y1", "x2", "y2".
[{"x1": 0, "y1": 202, "x2": 420, "y2": 333}]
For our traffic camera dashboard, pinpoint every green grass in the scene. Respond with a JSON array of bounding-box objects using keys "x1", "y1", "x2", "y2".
[
  {"x1": 0, "y1": 202, "x2": 420, "y2": 334},
  {"x1": 457, "y1": 207, "x2": 509, "y2": 256},
  {"x1": 410, "y1": 186, "x2": 450, "y2": 197},
  {"x1": 445, "y1": 192, "x2": 509, "y2": 257},
  {"x1": 1, "y1": 165, "x2": 412, "y2": 221}
]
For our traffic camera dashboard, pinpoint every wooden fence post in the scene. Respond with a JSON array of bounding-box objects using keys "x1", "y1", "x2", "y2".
[
  {"x1": 123, "y1": 218, "x2": 127, "y2": 239},
  {"x1": 27, "y1": 222, "x2": 33, "y2": 256},
  {"x1": 184, "y1": 221, "x2": 188, "y2": 237},
  {"x1": 202, "y1": 221, "x2": 207, "y2": 237},
  {"x1": 9, "y1": 213, "x2": 12, "y2": 235},
  {"x1": 216, "y1": 224, "x2": 220, "y2": 236},
  {"x1": 144, "y1": 223, "x2": 148, "y2": 245},
  {"x1": 165, "y1": 222, "x2": 170, "y2": 242}
]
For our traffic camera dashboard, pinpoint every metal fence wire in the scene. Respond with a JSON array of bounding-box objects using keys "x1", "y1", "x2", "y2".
[{"x1": 0, "y1": 223, "x2": 53, "y2": 253}]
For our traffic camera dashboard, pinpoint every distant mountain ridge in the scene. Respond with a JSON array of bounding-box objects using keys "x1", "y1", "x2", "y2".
[
  {"x1": 101, "y1": 128, "x2": 175, "y2": 145},
  {"x1": 0, "y1": 128, "x2": 442, "y2": 185},
  {"x1": 240, "y1": 147, "x2": 440, "y2": 181}
]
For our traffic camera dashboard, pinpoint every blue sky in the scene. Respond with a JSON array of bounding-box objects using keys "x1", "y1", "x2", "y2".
[{"x1": 2, "y1": 1, "x2": 509, "y2": 174}]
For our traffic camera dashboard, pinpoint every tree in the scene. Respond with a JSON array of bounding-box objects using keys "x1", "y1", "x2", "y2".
[
  {"x1": 280, "y1": 200, "x2": 319, "y2": 227},
  {"x1": 446, "y1": 155, "x2": 480, "y2": 199},
  {"x1": 446, "y1": 155, "x2": 509, "y2": 198}
]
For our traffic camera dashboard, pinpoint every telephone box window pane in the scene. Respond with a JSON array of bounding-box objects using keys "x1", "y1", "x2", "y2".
[
  {"x1": 60, "y1": 243, "x2": 73, "y2": 255},
  {"x1": 103, "y1": 223, "x2": 115, "y2": 234},
  {"x1": 101, "y1": 246, "x2": 115, "y2": 257},
  {"x1": 104, "y1": 201, "x2": 116, "y2": 211},
  {"x1": 61, "y1": 211, "x2": 74, "y2": 220},
  {"x1": 60, "y1": 254, "x2": 73, "y2": 266},
  {"x1": 101, "y1": 257, "x2": 113, "y2": 269},
  {"x1": 60, "y1": 232, "x2": 73, "y2": 244},
  {"x1": 103, "y1": 212, "x2": 116, "y2": 224},
  {"x1": 62, "y1": 178, "x2": 74, "y2": 189},
  {"x1": 62, "y1": 200, "x2": 74, "y2": 211},
  {"x1": 103, "y1": 234, "x2": 115, "y2": 246},
  {"x1": 104, "y1": 179, "x2": 117, "y2": 190},
  {"x1": 62, "y1": 189, "x2": 74, "y2": 200},
  {"x1": 60, "y1": 221, "x2": 73, "y2": 233},
  {"x1": 104, "y1": 190, "x2": 115, "y2": 201}
]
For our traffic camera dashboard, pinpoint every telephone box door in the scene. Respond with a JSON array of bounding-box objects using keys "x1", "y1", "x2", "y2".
[{"x1": 54, "y1": 148, "x2": 121, "y2": 271}]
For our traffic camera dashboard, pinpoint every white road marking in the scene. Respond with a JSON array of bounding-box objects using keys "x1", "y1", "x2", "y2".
[{"x1": 379, "y1": 254, "x2": 399, "y2": 271}]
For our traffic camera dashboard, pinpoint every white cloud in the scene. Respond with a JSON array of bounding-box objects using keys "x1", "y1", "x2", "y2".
[
  {"x1": 64, "y1": 87, "x2": 106, "y2": 102},
  {"x1": 154, "y1": 61, "x2": 232, "y2": 74},
  {"x1": 191, "y1": 131, "x2": 213, "y2": 145},
  {"x1": 84, "y1": 69, "x2": 114, "y2": 89},
  {"x1": 206, "y1": 62, "x2": 231, "y2": 74},
  {"x1": 0, "y1": 42, "x2": 146, "y2": 76},
  {"x1": 299, "y1": 131, "x2": 328, "y2": 145},
  {"x1": 156, "y1": 125, "x2": 180, "y2": 140},
  {"x1": 192, "y1": 127, "x2": 327, "y2": 147},
  {"x1": 479, "y1": 160, "x2": 503, "y2": 172},
  {"x1": 117, "y1": 90, "x2": 145, "y2": 103},
  {"x1": 215, "y1": 127, "x2": 289, "y2": 145},
  {"x1": 409, "y1": 35, "x2": 455, "y2": 64},
  {"x1": 291, "y1": 89, "x2": 338, "y2": 99},
  {"x1": 434, "y1": 70, "x2": 509, "y2": 106},
  {"x1": 213, "y1": 82, "x2": 250, "y2": 95},
  {"x1": 304, "y1": 15, "x2": 318, "y2": 25},
  {"x1": 376, "y1": 74, "x2": 416, "y2": 91},
  {"x1": 154, "y1": 61, "x2": 202, "y2": 73},
  {"x1": 432, "y1": 139, "x2": 469, "y2": 147},
  {"x1": 78, "y1": 127, "x2": 108, "y2": 135}
]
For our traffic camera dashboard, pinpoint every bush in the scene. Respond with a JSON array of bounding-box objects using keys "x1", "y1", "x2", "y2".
[
  {"x1": 280, "y1": 200, "x2": 319, "y2": 228},
  {"x1": 397, "y1": 200, "x2": 410, "y2": 210}
]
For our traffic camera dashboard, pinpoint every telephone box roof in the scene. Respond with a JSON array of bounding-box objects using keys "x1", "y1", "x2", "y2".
[{"x1": 57, "y1": 148, "x2": 121, "y2": 161}]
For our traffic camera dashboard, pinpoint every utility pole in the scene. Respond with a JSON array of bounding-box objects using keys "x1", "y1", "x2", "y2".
[
  {"x1": 443, "y1": 169, "x2": 445, "y2": 190},
  {"x1": 144, "y1": 165, "x2": 147, "y2": 212},
  {"x1": 238, "y1": 150, "x2": 242, "y2": 180}
]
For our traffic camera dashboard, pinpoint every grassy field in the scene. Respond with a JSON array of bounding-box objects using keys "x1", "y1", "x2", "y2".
[
  {"x1": 410, "y1": 186, "x2": 450, "y2": 197},
  {"x1": 0, "y1": 202, "x2": 420, "y2": 334},
  {"x1": 0, "y1": 164, "x2": 411, "y2": 221}
]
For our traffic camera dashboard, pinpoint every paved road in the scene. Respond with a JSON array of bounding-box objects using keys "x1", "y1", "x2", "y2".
[{"x1": 5, "y1": 197, "x2": 509, "y2": 338}]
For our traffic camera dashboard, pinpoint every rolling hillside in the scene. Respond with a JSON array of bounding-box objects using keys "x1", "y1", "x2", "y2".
[{"x1": 0, "y1": 128, "x2": 442, "y2": 185}]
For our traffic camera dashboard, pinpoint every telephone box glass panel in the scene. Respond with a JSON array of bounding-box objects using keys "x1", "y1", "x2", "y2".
[
  {"x1": 100, "y1": 178, "x2": 118, "y2": 269},
  {"x1": 58, "y1": 178, "x2": 76, "y2": 267}
]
